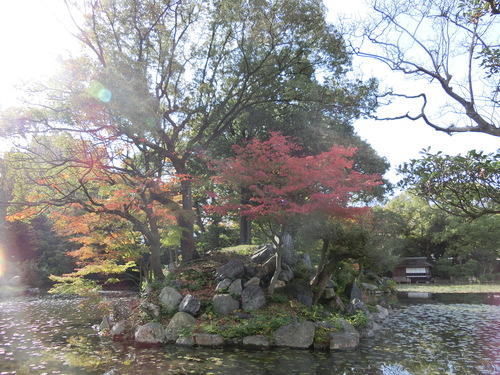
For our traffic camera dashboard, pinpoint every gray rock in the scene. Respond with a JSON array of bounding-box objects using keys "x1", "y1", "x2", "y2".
[
  {"x1": 346, "y1": 298, "x2": 368, "y2": 314},
  {"x1": 179, "y1": 294, "x2": 201, "y2": 316},
  {"x1": 228, "y1": 279, "x2": 243, "y2": 295},
  {"x1": 212, "y1": 294, "x2": 240, "y2": 315},
  {"x1": 244, "y1": 265, "x2": 258, "y2": 278},
  {"x1": 135, "y1": 322, "x2": 165, "y2": 344},
  {"x1": 242, "y1": 335, "x2": 270, "y2": 348},
  {"x1": 251, "y1": 244, "x2": 274, "y2": 264},
  {"x1": 175, "y1": 336, "x2": 195, "y2": 347},
  {"x1": 359, "y1": 327, "x2": 375, "y2": 338},
  {"x1": 159, "y1": 286, "x2": 182, "y2": 312},
  {"x1": 329, "y1": 331, "x2": 360, "y2": 350},
  {"x1": 331, "y1": 318, "x2": 361, "y2": 349},
  {"x1": 216, "y1": 259, "x2": 245, "y2": 281},
  {"x1": 336, "y1": 319, "x2": 361, "y2": 338},
  {"x1": 141, "y1": 301, "x2": 161, "y2": 319},
  {"x1": 282, "y1": 283, "x2": 313, "y2": 307},
  {"x1": 322, "y1": 287, "x2": 336, "y2": 300},
  {"x1": 215, "y1": 278, "x2": 232, "y2": 292},
  {"x1": 254, "y1": 256, "x2": 276, "y2": 278},
  {"x1": 279, "y1": 264, "x2": 294, "y2": 282},
  {"x1": 281, "y1": 232, "x2": 297, "y2": 266},
  {"x1": 350, "y1": 282, "x2": 362, "y2": 301},
  {"x1": 241, "y1": 285, "x2": 266, "y2": 311},
  {"x1": 328, "y1": 295, "x2": 346, "y2": 311},
  {"x1": 298, "y1": 253, "x2": 312, "y2": 269},
  {"x1": 244, "y1": 277, "x2": 261, "y2": 288},
  {"x1": 273, "y1": 321, "x2": 315, "y2": 348},
  {"x1": 376, "y1": 304, "x2": 389, "y2": 318},
  {"x1": 110, "y1": 320, "x2": 126, "y2": 336},
  {"x1": 165, "y1": 312, "x2": 198, "y2": 342},
  {"x1": 194, "y1": 333, "x2": 224, "y2": 347}
]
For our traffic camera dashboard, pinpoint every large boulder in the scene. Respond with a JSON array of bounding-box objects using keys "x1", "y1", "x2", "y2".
[
  {"x1": 215, "y1": 259, "x2": 245, "y2": 281},
  {"x1": 329, "y1": 331, "x2": 360, "y2": 350},
  {"x1": 254, "y1": 256, "x2": 276, "y2": 278},
  {"x1": 135, "y1": 322, "x2": 165, "y2": 344},
  {"x1": 241, "y1": 285, "x2": 266, "y2": 311},
  {"x1": 212, "y1": 294, "x2": 240, "y2": 315},
  {"x1": 242, "y1": 335, "x2": 270, "y2": 348},
  {"x1": 329, "y1": 319, "x2": 360, "y2": 350},
  {"x1": 165, "y1": 312, "x2": 198, "y2": 343},
  {"x1": 159, "y1": 287, "x2": 183, "y2": 312},
  {"x1": 179, "y1": 294, "x2": 201, "y2": 316},
  {"x1": 282, "y1": 283, "x2": 314, "y2": 307},
  {"x1": 251, "y1": 244, "x2": 274, "y2": 264},
  {"x1": 228, "y1": 279, "x2": 243, "y2": 295},
  {"x1": 215, "y1": 278, "x2": 232, "y2": 292},
  {"x1": 273, "y1": 321, "x2": 315, "y2": 349}
]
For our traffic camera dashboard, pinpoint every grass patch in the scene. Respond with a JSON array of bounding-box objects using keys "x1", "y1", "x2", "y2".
[
  {"x1": 396, "y1": 283, "x2": 500, "y2": 294},
  {"x1": 218, "y1": 245, "x2": 259, "y2": 256}
]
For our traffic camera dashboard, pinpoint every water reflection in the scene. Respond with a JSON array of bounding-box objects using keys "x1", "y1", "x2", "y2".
[{"x1": 0, "y1": 293, "x2": 499, "y2": 374}]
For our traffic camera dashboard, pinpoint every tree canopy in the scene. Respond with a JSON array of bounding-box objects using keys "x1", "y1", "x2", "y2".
[{"x1": 399, "y1": 149, "x2": 500, "y2": 218}]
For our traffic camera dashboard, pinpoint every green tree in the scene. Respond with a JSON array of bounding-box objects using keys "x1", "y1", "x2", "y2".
[
  {"x1": 399, "y1": 149, "x2": 500, "y2": 218},
  {"x1": 376, "y1": 193, "x2": 451, "y2": 260},
  {"x1": 375, "y1": 191, "x2": 499, "y2": 280},
  {"x1": 433, "y1": 213, "x2": 500, "y2": 278}
]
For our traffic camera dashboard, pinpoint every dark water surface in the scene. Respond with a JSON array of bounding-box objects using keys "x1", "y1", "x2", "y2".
[{"x1": 0, "y1": 292, "x2": 499, "y2": 375}]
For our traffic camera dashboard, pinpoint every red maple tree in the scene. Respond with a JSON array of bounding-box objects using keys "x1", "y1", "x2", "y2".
[{"x1": 207, "y1": 132, "x2": 382, "y2": 293}]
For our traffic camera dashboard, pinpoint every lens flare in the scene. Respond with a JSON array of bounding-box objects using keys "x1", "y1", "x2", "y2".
[{"x1": 88, "y1": 81, "x2": 112, "y2": 103}]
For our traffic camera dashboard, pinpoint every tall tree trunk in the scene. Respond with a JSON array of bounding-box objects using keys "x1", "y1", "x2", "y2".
[
  {"x1": 239, "y1": 187, "x2": 251, "y2": 244},
  {"x1": 179, "y1": 178, "x2": 199, "y2": 263},
  {"x1": 311, "y1": 258, "x2": 336, "y2": 304},
  {"x1": 146, "y1": 211, "x2": 165, "y2": 280},
  {"x1": 239, "y1": 215, "x2": 251, "y2": 244},
  {"x1": 149, "y1": 237, "x2": 164, "y2": 280}
]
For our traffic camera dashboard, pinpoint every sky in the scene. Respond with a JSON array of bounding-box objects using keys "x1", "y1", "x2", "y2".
[{"x1": 0, "y1": 0, "x2": 498, "y2": 185}]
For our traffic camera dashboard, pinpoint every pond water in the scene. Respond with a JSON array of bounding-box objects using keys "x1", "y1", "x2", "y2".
[{"x1": 0, "y1": 292, "x2": 499, "y2": 375}]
